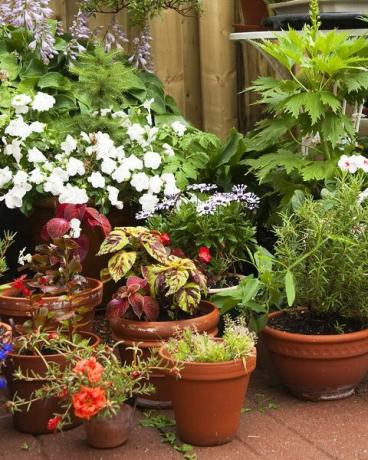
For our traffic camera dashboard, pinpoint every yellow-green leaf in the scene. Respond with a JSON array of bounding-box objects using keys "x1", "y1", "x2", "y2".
[
  {"x1": 98, "y1": 229, "x2": 129, "y2": 255},
  {"x1": 108, "y1": 250, "x2": 137, "y2": 282}
]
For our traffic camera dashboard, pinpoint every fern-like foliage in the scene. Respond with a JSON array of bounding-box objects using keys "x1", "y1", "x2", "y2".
[{"x1": 244, "y1": 1, "x2": 368, "y2": 202}]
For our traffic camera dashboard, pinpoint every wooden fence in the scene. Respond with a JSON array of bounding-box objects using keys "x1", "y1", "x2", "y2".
[{"x1": 50, "y1": 0, "x2": 240, "y2": 139}]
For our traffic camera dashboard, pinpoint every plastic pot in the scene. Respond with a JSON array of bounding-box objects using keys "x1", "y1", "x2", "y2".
[
  {"x1": 159, "y1": 343, "x2": 256, "y2": 446},
  {"x1": 263, "y1": 310, "x2": 368, "y2": 400},
  {"x1": 84, "y1": 404, "x2": 134, "y2": 449},
  {"x1": 110, "y1": 301, "x2": 220, "y2": 408},
  {"x1": 4, "y1": 331, "x2": 100, "y2": 434},
  {"x1": 0, "y1": 278, "x2": 103, "y2": 331}
]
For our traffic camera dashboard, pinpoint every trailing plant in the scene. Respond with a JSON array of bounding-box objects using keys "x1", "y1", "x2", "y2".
[
  {"x1": 242, "y1": 0, "x2": 368, "y2": 209},
  {"x1": 273, "y1": 174, "x2": 368, "y2": 322},
  {"x1": 146, "y1": 184, "x2": 259, "y2": 287},
  {"x1": 7, "y1": 340, "x2": 160, "y2": 430},
  {"x1": 165, "y1": 316, "x2": 256, "y2": 363}
]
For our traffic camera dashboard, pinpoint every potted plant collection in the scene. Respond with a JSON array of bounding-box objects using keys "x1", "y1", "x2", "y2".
[{"x1": 2, "y1": 0, "x2": 368, "y2": 454}]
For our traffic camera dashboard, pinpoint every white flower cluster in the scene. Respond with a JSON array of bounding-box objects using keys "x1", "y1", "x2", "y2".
[
  {"x1": 0, "y1": 96, "x2": 183, "y2": 212},
  {"x1": 338, "y1": 155, "x2": 368, "y2": 174}
]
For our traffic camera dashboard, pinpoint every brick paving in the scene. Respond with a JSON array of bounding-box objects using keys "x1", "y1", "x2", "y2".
[{"x1": 2, "y1": 368, "x2": 368, "y2": 460}]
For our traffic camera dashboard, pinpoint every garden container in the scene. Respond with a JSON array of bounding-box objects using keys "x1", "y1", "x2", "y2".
[
  {"x1": 0, "y1": 322, "x2": 12, "y2": 344},
  {"x1": 263, "y1": 311, "x2": 368, "y2": 400},
  {"x1": 5, "y1": 332, "x2": 100, "y2": 434},
  {"x1": 269, "y1": 0, "x2": 368, "y2": 15},
  {"x1": 84, "y1": 404, "x2": 134, "y2": 449},
  {"x1": 0, "y1": 278, "x2": 103, "y2": 331},
  {"x1": 110, "y1": 301, "x2": 220, "y2": 408},
  {"x1": 240, "y1": 0, "x2": 269, "y2": 25},
  {"x1": 159, "y1": 343, "x2": 256, "y2": 446}
]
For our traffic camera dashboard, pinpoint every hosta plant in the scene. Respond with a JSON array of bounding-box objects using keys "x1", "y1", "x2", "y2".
[{"x1": 244, "y1": 0, "x2": 368, "y2": 208}]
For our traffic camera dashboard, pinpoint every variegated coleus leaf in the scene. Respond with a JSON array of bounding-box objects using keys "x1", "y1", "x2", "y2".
[
  {"x1": 108, "y1": 250, "x2": 137, "y2": 282},
  {"x1": 140, "y1": 233, "x2": 168, "y2": 263},
  {"x1": 125, "y1": 227, "x2": 150, "y2": 238},
  {"x1": 174, "y1": 282, "x2": 201, "y2": 314},
  {"x1": 190, "y1": 269, "x2": 208, "y2": 293},
  {"x1": 163, "y1": 268, "x2": 190, "y2": 296},
  {"x1": 98, "y1": 228, "x2": 129, "y2": 255}
]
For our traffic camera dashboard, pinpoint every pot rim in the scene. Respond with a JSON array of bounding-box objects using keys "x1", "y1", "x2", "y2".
[
  {"x1": 0, "y1": 277, "x2": 103, "y2": 302},
  {"x1": 7, "y1": 331, "x2": 100, "y2": 361},
  {"x1": 265, "y1": 310, "x2": 368, "y2": 343},
  {"x1": 111, "y1": 300, "x2": 218, "y2": 329}
]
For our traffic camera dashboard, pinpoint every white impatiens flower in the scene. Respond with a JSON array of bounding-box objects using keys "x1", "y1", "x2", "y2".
[
  {"x1": 0, "y1": 167, "x2": 12, "y2": 188},
  {"x1": 356, "y1": 155, "x2": 368, "y2": 173},
  {"x1": 163, "y1": 143, "x2": 175, "y2": 157},
  {"x1": 171, "y1": 121, "x2": 187, "y2": 137},
  {"x1": 149, "y1": 175, "x2": 163, "y2": 194},
  {"x1": 95, "y1": 132, "x2": 115, "y2": 159},
  {"x1": 131, "y1": 172, "x2": 150, "y2": 192},
  {"x1": 164, "y1": 182, "x2": 180, "y2": 197},
  {"x1": 69, "y1": 218, "x2": 82, "y2": 238},
  {"x1": 139, "y1": 192, "x2": 159, "y2": 212},
  {"x1": 32, "y1": 92, "x2": 56, "y2": 112},
  {"x1": 88, "y1": 171, "x2": 105, "y2": 189},
  {"x1": 101, "y1": 157, "x2": 117, "y2": 175},
  {"x1": 100, "y1": 108, "x2": 112, "y2": 116},
  {"x1": 12, "y1": 94, "x2": 32, "y2": 114},
  {"x1": 144, "y1": 151, "x2": 161, "y2": 170},
  {"x1": 5, "y1": 116, "x2": 32, "y2": 139},
  {"x1": 4, "y1": 139, "x2": 22, "y2": 163},
  {"x1": 43, "y1": 168, "x2": 69, "y2": 196},
  {"x1": 13, "y1": 170, "x2": 30, "y2": 188},
  {"x1": 123, "y1": 155, "x2": 143, "y2": 171},
  {"x1": 59, "y1": 184, "x2": 88, "y2": 204},
  {"x1": 80, "y1": 131, "x2": 91, "y2": 144},
  {"x1": 107, "y1": 185, "x2": 124, "y2": 210},
  {"x1": 27, "y1": 147, "x2": 47, "y2": 164},
  {"x1": 145, "y1": 126, "x2": 158, "y2": 144},
  {"x1": 18, "y1": 247, "x2": 32, "y2": 266},
  {"x1": 143, "y1": 98, "x2": 154, "y2": 111},
  {"x1": 161, "y1": 172, "x2": 176, "y2": 185},
  {"x1": 338, "y1": 155, "x2": 360, "y2": 174},
  {"x1": 66, "y1": 157, "x2": 85, "y2": 176},
  {"x1": 112, "y1": 166, "x2": 131, "y2": 183},
  {"x1": 29, "y1": 167, "x2": 45, "y2": 185},
  {"x1": 61, "y1": 135, "x2": 78, "y2": 155},
  {"x1": 30, "y1": 121, "x2": 45, "y2": 133},
  {"x1": 127, "y1": 123, "x2": 145, "y2": 143},
  {"x1": 1, "y1": 187, "x2": 25, "y2": 209}
]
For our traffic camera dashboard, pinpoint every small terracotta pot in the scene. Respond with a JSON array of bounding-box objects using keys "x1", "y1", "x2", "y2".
[
  {"x1": 110, "y1": 301, "x2": 220, "y2": 408},
  {"x1": 239, "y1": 0, "x2": 269, "y2": 26},
  {"x1": 0, "y1": 278, "x2": 103, "y2": 331},
  {"x1": 159, "y1": 343, "x2": 256, "y2": 446},
  {"x1": 84, "y1": 404, "x2": 134, "y2": 449},
  {"x1": 0, "y1": 322, "x2": 12, "y2": 344},
  {"x1": 263, "y1": 310, "x2": 368, "y2": 400},
  {"x1": 4, "y1": 331, "x2": 100, "y2": 434}
]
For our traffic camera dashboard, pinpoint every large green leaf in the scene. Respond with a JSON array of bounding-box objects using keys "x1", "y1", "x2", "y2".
[
  {"x1": 0, "y1": 54, "x2": 19, "y2": 80},
  {"x1": 38, "y1": 72, "x2": 72, "y2": 90}
]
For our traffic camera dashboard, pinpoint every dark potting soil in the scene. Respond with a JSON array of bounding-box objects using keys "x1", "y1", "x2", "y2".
[
  {"x1": 209, "y1": 274, "x2": 240, "y2": 290},
  {"x1": 269, "y1": 309, "x2": 367, "y2": 335}
]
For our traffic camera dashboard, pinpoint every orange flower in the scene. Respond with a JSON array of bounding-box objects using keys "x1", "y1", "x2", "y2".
[
  {"x1": 47, "y1": 416, "x2": 61, "y2": 431},
  {"x1": 73, "y1": 357, "x2": 104, "y2": 383},
  {"x1": 72, "y1": 386, "x2": 107, "y2": 420}
]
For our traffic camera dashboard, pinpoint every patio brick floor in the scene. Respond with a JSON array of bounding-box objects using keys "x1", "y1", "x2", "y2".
[{"x1": 2, "y1": 368, "x2": 368, "y2": 460}]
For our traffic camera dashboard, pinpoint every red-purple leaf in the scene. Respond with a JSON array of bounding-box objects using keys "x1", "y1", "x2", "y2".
[
  {"x1": 85, "y1": 207, "x2": 112, "y2": 236},
  {"x1": 56, "y1": 204, "x2": 87, "y2": 221},
  {"x1": 129, "y1": 292, "x2": 144, "y2": 319},
  {"x1": 46, "y1": 218, "x2": 70, "y2": 239},
  {"x1": 142, "y1": 296, "x2": 159, "y2": 321},
  {"x1": 75, "y1": 235, "x2": 89, "y2": 262},
  {"x1": 127, "y1": 276, "x2": 147, "y2": 290},
  {"x1": 106, "y1": 298, "x2": 129, "y2": 319}
]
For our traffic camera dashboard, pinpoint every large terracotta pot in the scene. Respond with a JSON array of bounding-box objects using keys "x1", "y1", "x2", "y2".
[
  {"x1": 263, "y1": 310, "x2": 368, "y2": 401},
  {"x1": 84, "y1": 404, "x2": 134, "y2": 449},
  {"x1": 0, "y1": 278, "x2": 103, "y2": 330},
  {"x1": 0, "y1": 322, "x2": 12, "y2": 344},
  {"x1": 160, "y1": 343, "x2": 256, "y2": 446},
  {"x1": 4, "y1": 331, "x2": 100, "y2": 434},
  {"x1": 110, "y1": 301, "x2": 220, "y2": 408}
]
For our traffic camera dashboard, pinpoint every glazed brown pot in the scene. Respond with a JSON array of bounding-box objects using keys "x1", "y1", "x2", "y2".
[
  {"x1": 4, "y1": 331, "x2": 100, "y2": 434},
  {"x1": 240, "y1": 0, "x2": 268, "y2": 25},
  {"x1": 0, "y1": 322, "x2": 12, "y2": 344},
  {"x1": 0, "y1": 278, "x2": 103, "y2": 330},
  {"x1": 160, "y1": 344, "x2": 256, "y2": 446},
  {"x1": 84, "y1": 404, "x2": 134, "y2": 449},
  {"x1": 110, "y1": 301, "x2": 220, "y2": 408},
  {"x1": 263, "y1": 310, "x2": 368, "y2": 401}
]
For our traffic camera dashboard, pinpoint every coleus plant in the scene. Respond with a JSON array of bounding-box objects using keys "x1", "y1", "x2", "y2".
[{"x1": 100, "y1": 226, "x2": 207, "y2": 320}]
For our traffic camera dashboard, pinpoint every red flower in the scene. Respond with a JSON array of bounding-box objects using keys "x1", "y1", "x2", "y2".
[
  {"x1": 72, "y1": 386, "x2": 107, "y2": 420},
  {"x1": 39, "y1": 277, "x2": 48, "y2": 285},
  {"x1": 73, "y1": 357, "x2": 104, "y2": 384},
  {"x1": 198, "y1": 246, "x2": 212, "y2": 264},
  {"x1": 47, "y1": 416, "x2": 61, "y2": 431},
  {"x1": 47, "y1": 332, "x2": 58, "y2": 340},
  {"x1": 13, "y1": 275, "x2": 31, "y2": 297},
  {"x1": 58, "y1": 387, "x2": 68, "y2": 399},
  {"x1": 159, "y1": 232, "x2": 171, "y2": 246}
]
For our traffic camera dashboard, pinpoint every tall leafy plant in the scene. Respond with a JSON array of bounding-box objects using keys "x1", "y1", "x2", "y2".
[{"x1": 244, "y1": 0, "x2": 368, "y2": 207}]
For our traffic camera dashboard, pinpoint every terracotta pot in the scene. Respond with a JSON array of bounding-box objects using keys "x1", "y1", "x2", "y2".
[
  {"x1": 84, "y1": 404, "x2": 134, "y2": 449},
  {"x1": 0, "y1": 278, "x2": 103, "y2": 331},
  {"x1": 263, "y1": 310, "x2": 368, "y2": 400},
  {"x1": 239, "y1": 0, "x2": 268, "y2": 26},
  {"x1": 0, "y1": 322, "x2": 12, "y2": 344},
  {"x1": 111, "y1": 301, "x2": 220, "y2": 408},
  {"x1": 4, "y1": 331, "x2": 100, "y2": 434},
  {"x1": 159, "y1": 343, "x2": 256, "y2": 446}
]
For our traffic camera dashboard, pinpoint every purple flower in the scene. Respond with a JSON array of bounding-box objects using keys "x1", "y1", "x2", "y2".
[
  {"x1": 129, "y1": 24, "x2": 154, "y2": 72},
  {"x1": 187, "y1": 184, "x2": 218, "y2": 193},
  {"x1": 69, "y1": 9, "x2": 92, "y2": 41},
  {"x1": 104, "y1": 22, "x2": 128, "y2": 52},
  {"x1": 0, "y1": 377, "x2": 7, "y2": 389}
]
